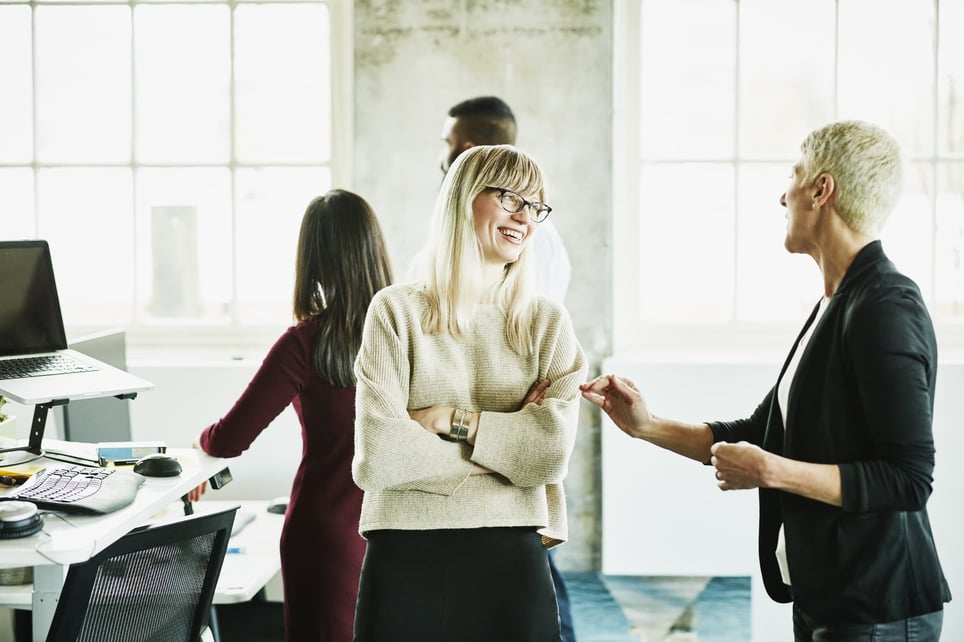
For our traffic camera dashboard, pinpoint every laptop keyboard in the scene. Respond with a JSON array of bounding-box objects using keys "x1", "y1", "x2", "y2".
[
  {"x1": 0, "y1": 354, "x2": 98, "y2": 379},
  {"x1": 7, "y1": 464, "x2": 145, "y2": 514}
]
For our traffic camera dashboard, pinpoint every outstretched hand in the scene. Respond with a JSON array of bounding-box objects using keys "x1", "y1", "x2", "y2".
[{"x1": 579, "y1": 374, "x2": 652, "y2": 438}]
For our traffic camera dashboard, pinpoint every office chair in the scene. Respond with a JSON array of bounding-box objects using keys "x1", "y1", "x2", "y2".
[{"x1": 45, "y1": 507, "x2": 237, "y2": 642}]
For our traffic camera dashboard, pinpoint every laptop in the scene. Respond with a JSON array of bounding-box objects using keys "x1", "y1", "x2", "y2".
[{"x1": 0, "y1": 240, "x2": 153, "y2": 405}]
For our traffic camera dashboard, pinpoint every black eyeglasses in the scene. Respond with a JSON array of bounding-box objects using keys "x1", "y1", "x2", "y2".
[{"x1": 485, "y1": 187, "x2": 552, "y2": 223}]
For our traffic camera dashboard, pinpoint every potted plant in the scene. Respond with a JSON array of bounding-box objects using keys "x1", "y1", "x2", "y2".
[{"x1": 0, "y1": 394, "x2": 15, "y2": 439}]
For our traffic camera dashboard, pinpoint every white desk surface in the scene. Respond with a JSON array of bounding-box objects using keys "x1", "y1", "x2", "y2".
[
  {"x1": 0, "y1": 491, "x2": 283, "y2": 608},
  {"x1": 122, "y1": 497, "x2": 284, "y2": 605},
  {"x1": 0, "y1": 443, "x2": 226, "y2": 568},
  {"x1": 201, "y1": 499, "x2": 284, "y2": 604},
  {"x1": 0, "y1": 442, "x2": 229, "y2": 641}
]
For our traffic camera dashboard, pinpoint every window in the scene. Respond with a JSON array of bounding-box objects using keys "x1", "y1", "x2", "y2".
[
  {"x1": 0, "y1": 0, "x2": 348, "y2": 353},
  {"x1": 614, "y1": 0, "x2": 964, "y2": 355}
]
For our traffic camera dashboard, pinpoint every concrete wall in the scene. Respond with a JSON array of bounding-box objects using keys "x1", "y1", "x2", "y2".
[{"x1": 351, "y1": 0, "x2": 614, "y2": 571}]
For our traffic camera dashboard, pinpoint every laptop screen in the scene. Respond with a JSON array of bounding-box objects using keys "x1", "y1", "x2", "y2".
[{"x1": 0, "y1": 240, "x2": 69, "y2": 357}]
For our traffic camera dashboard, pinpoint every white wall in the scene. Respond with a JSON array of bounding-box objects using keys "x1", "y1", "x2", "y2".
[
  {"x1": 127, "y1": 360, "x2": 302, "y2": 502},
  {"x1": 600, "y1": 356, "x2": 964, "y2": 640}
]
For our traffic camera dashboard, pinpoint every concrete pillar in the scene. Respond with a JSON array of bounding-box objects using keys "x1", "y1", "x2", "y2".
[{"x1": 353, "y1": 0, "x2": 614, "y2": 571}]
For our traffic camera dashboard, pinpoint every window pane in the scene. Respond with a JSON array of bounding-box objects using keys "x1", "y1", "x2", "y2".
[
  {"x1": 737, "y1": 163, "x2": 819, "y2": 321},
  {"x1": 738, "y1": 0, "x2": 835, "y2": 157},
  {"x1": 235, "y1": 167, "x2": 331, "y2": 324},
  {"x1": 639, "y1": 163, "x2": 735, "y2": 322},
  {"x1": 135, "y1": 5, "x2": 231, "y2": 163},
  {"x1": 0, "y1": 169, "x2": 36, "y2": 239},
  {"x1": 939, "y1": 0, "x2": 964, "y2": 154},
  {"x1": 35, "y1": 6, "x2": 131, "y2": 163},
  {"x1": 235, "y1": 4, "x2": 330, "y2": 163},
  {"x1": 882, "y1": 161, "x2": 935, "y2": 301},
  {"x1": 640, "y1": 0, "x2": 736, "y2": 159},
  {"x1": 136, "y1": 168, "x2": 232, "y2": 322},
  {"x1": 621, "y1": 0, "x2": 964, "y2": 350},
  {"x1": 838, "y1": 0, "x2": 935, "y2": 157},
  {"x1": 37, "y1": 168, "x2": 134, "y2": 326},
  {"x1": 0, "y1": 6, "x2": 33, "y2": 162},
  {"x1": 934, "y1": 161, "x2": 964, "y2": 318}
]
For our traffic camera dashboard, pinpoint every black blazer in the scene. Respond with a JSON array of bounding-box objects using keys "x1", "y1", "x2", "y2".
[{"x1": 710, "y1": 241, "x2": 951, "y2": 625}]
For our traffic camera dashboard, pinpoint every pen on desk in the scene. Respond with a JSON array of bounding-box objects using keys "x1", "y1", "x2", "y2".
[
  {"x1": 226, "y1": 546, "x2": 247, "y2": 554},
  {"x1": 0, "y1": 469, "x2": 31, "y2": 483}
]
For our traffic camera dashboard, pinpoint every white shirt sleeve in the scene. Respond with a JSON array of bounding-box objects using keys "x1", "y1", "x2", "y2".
[{"x1": 532, "y1": 218, "x2": 571, "y2": 303}]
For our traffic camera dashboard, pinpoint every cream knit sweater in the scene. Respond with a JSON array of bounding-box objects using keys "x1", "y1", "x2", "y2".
[{"x1": 352, "y1": 283, "x2": 587, "y2": 547}]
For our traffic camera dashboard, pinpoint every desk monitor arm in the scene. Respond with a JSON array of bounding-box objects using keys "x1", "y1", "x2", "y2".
[{"x1": 0, "y1": 393, "x2": 138, "y2": 465}]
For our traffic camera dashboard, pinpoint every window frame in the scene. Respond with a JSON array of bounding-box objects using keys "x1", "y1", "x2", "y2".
[
  {"x1": 127, "y1": 0, "x2": 354, "y2": 358},
  {"x1": 1, "y1": 0, "x2": 351, "y2": 359},
  {"x1": 612, "y1": 0, "x2": 964, "y2": 360}
]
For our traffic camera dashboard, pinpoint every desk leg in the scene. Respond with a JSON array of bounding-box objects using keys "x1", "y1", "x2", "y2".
[{"x1": 31, "y1": 565, "x2": 66, "y2": 642}]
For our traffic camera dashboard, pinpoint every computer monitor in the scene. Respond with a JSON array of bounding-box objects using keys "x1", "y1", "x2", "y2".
[{"x1": 56, "y1": 330, "x2": 133, "y2": 443}]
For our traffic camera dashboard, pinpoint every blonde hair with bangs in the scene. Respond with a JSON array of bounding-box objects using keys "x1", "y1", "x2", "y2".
[
  {"x1": 421, "y1": 144, "x2": 544, "y2": 353},
  {"x1": 800, "y1": 120, "x2": 903, "y2": 237}
]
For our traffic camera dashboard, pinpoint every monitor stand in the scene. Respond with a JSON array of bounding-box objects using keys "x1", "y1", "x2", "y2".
[{"x1": 0, "y1": 393, "x2": 137, "y2": 466}]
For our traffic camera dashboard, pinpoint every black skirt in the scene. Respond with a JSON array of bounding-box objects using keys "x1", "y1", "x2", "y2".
[{"x1": 353, "y1": 527, "x2": 561, "y2": 642}]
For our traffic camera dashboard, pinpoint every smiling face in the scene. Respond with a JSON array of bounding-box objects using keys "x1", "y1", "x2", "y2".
[{"x1": 472, "y1": 187, "x2": 537, "y2": 269}]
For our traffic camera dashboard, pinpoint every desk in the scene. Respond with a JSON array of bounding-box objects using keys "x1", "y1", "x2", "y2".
[
  {"x1": 202, "y1": 500, "x2": 283, "y2": 604},
  {"x1": 0, "y1": 443, "x2": 228, "y2": 642},
  {"x1": 133, "y1": 498, "x2": 284, "y2": 604},
  {"x1": 0, "y1": 498, "x2": 283, "y2": 640}
]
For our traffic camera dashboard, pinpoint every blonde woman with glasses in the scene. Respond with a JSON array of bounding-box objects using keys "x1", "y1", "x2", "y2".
[{"x1": 352, "y1": 144, "x2": 587, "y2": 641}]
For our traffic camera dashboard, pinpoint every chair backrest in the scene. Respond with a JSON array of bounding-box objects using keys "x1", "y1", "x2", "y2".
[{"x1": 46, "y1": 507, "x2": 237, "y2": 642}]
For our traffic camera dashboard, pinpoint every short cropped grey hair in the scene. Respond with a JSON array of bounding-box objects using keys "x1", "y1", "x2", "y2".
[{"x1": 799, "y1": 120, "x2": 902, "y2": 236}]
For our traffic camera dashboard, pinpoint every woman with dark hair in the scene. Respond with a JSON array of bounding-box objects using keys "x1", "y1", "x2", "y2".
[
  {"x1": 352, "y1": 145, "x2": 587, "y2": 641},
  {"x1": 194, "y1": 189, "x2": 393, "y2": 641}
]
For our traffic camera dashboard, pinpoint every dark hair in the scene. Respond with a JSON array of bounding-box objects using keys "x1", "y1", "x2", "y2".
[
  {"x1": 448, "y1": 96, "x2": 517, "y2": 145},
  {"x1": 293, "y1": 189, "x2": 393, "y2": 387}
]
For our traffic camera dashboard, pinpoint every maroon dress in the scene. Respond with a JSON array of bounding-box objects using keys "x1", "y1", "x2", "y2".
[{"x1": 199, "y1": 318, "x2": 365, "y2": 642}]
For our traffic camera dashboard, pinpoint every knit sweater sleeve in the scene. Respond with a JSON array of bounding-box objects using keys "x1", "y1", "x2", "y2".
[
  {"x1": 352, "y1": 288, "x2": 476, "y2": 495},
  {"x1": 470, "y1": 301, "x2": 587, "y2": 487}
]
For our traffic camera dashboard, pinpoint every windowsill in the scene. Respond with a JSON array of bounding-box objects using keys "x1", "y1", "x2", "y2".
[
  {"x1": 612, "y1": 321, "x2": 964, "y2": 366},
  {"x1": 69, "y1": 324, "x2": 287, "y2": 364}
]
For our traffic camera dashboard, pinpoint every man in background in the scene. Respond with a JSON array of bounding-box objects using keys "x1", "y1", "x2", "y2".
[
  {"x1": 440, "y1": 96, "x2": 572, "y2": 304},
  {"x1": 440, "y1": 95, "x2": 576, "y2": 641}
]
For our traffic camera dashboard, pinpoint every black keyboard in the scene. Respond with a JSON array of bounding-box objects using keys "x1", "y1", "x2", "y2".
[
  {"x1": 6, "y1": 464, "x2": 145, "y2": 514},
  {"x1": 0, "y1": 354, "x2": 98, "y2": 379}
]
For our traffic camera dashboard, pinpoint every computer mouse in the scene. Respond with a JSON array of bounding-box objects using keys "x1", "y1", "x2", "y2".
[
  {"x1": 266, "y1": 496, "x2": 289, "y2": 514},
  {"x1": 132, "y1": 453, "x2": 182, "y2": 477}
]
